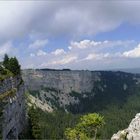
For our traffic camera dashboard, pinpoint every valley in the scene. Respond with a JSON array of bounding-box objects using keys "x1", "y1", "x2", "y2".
[
  {"x1": 22, "y1": 69, "x2": 140, "y2": 113},
  {"x1": 22, "y1": 69, "x2": 140, "y2": 139}
]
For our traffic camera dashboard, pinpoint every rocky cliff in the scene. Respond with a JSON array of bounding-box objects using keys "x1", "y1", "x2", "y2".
[
  {"x1": 22, "y1": 69, "x2": 140, "y2": 113},
  {"x1": 0, "y1": 75, "x2": 26, "y2": 139},
  {"x1": 22, "y1": 69, "x2": 102, "y2": 110},
  {"x1": 111, "y1": 113, "x2": 140, "y2": 140},
  {"x1": 23, "y1": 69, "x2": 101, "y2": 93}
]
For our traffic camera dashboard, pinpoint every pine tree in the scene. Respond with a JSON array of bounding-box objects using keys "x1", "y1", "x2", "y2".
[
  {"x1": 3, "y1": 54, "x2": 21, "y2": 75},
  {"x1": 3, "y1": 54, "x2": 9, "y2": 69}
]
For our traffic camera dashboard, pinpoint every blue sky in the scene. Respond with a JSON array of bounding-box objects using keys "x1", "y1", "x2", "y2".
[{"x1": 0, "y1": 1, "x2": 140, "y2": 70}]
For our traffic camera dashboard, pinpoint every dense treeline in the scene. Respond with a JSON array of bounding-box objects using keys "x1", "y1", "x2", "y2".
[
  {"x1": 27, "y1": 108, "x2": 80, "y2": 139},
  {"x1": 27, "y1": 91, "x2": 140, "y2": 139},
  {"x1": 99, "y1": 93, "x2": 140, "y2": 138}
]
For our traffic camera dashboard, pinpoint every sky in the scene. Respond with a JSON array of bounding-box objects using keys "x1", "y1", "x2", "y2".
[{"x1": 0, "y1": 1, "x2": 140, "y2": 70}]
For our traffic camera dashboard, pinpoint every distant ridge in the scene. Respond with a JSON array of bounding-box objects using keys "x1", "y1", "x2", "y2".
[
  {"x1": 23, "y1": 67, "x2": 140, "y2": 74},
  {"x1": 39, "y1": 68, "x2": 71, "y2": 71},
  {"x1": 113, "y1": 68, "x2": 140, "y2": 74}
]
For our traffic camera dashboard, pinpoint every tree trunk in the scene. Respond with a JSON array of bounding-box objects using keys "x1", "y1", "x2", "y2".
[{"x1": 93, "y1": 129, "x2": 97, "y2": 140}]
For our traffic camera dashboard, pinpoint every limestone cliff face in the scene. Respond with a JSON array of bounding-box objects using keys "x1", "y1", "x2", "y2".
[
  {"x1": 23, "y1": 69, "x2": 101, "y2": 93},
  {"x1": 22, "y1": 69, "x2": 101, "y2": 109},
  {"x1": 0, "y1": 76, "x2": 26, "y2": 140},
  {"x1": 22, "y1": 69, "x2": 139, "y2": 112},
  {"x1": 111, "y1": 113, "x2": 140, "y2": 140}
]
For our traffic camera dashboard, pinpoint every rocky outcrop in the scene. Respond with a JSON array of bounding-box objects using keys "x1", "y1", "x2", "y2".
[
  {"x1": 0, "y1": 76, "x2": 26, "y2": 140},
  {"x1": 111, "y1": 113, "x2": 140, "y2": 140},
  {"x1": 28, "y1": 94, "x2": 53, "y2": 112}
]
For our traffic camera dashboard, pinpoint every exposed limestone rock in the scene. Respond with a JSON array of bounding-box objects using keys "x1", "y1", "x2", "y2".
[
  {"x1": 22, "y1": 69, "x2": 102, "y2": 109},
  {"x1": 0, "y1": 76, "x2": 26, "y2": 140},
  {"x1": 22, "y1": 69, "x2": 101, "y2": 94},
  {"x1": 111, "y1": 113, "x2": 140, "y2": 140},
  {"x1": 28, "y1": 94, "x2": 53, "y2": 112}
]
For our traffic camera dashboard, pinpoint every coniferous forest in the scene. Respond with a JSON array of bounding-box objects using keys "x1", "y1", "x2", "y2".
[{"x1": 21, "y1": 90, "x2": 140, "y2": 139}]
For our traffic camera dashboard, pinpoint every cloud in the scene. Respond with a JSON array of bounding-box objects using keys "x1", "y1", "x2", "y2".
[
  {"x1": 1, "y1": 1, "x2": 140, "y2": 69},
  {"x1": 21, "y1": 39, "x2": 139, "y2": 69},
  {"x1": 40, "y1": 55, "x2": 77, "y2": 68},
  {"x1": 49, "y1": 55, "x2": 77, "y2": 65},
  {"x1": 123, "y1": 44, "x2": 140, "y2": 58},
  {"x1": 29, "y1": 39, "x2": 48, "y2": 49},
  {"x1": 85, "y1": 53, "x2": 109, "y2": 60},
  {"x1": 52, "y1": 49, "x2": 66, "y2": 56},
  {"x1": 36, "y1": 50, "x2": 47, "y2": 56},
  {"x1": 68, "y1": 40, "x2": 101, "y2": 50},
  {"x1": 0, "y1": 1, "x2": 140, "y2": 42}
]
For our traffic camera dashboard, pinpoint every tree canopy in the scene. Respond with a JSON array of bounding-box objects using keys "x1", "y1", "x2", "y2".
[
  {"x1": 3, "y1": 54, "x2": 21, "y2": 75},
  {"x1": 65, "y1": 113, "x2": 105, "y2": 140}
]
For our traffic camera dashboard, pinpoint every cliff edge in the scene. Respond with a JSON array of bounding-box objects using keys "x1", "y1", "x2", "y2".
[
  {"x1": 0, "y1": 75, "x2": 26, "y2": 140},
  {"x1": 0, "y1": 55, "x2": 26, "y2": 140}
]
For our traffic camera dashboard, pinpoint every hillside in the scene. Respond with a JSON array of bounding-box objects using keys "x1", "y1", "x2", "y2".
[
  {"x1": 22, "y1": 69, "x2": 140, "y2": 139},
  {"x1": 22, "y1": 69, "x2": 140, "y2": 113}
]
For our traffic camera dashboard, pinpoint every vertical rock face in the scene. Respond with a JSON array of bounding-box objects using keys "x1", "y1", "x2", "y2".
[
  {"x1": 0, "y1": 76, "x2": 26, "y2": 140},
  {"x1": 111, "y1": 113, "x2": 140, "y2": 140},
  {"x1": 22, "y1": 69, "x2": 101, "y2": 109},
  {"x1": 22, "y1": 69, "x2": 101, "y2": 93}
]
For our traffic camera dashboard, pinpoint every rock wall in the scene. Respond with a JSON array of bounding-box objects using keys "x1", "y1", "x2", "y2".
[
  {"x1": 111, "y1": 113, "x2": 140, "y2": 140},
  {"x1": 22, "y1": 69, "x2": 102, "y2": 109},
  {"x1": 22, "y1": 69, "x2": 101, "y2": 94},
  {"x1": 22, "y1": 69, "x2": 140, "y2": 111},
  {"x1": 0, "y1": 76, "x2": 26, "y2": 140}
]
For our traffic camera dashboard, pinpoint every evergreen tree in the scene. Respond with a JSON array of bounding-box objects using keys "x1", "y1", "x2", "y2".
[
  {"x1": 28, "y1": 107, "x2": 41, "y2": 139},
  {"x1": 3, "y1": 54, "x2": 9, "y2": 69},
  {"x1": 8, "y1": 57, "x2": 21, "y2": 75},
  {"x1": 2, "y1": 54, "x2": 21, "y2": 75}
]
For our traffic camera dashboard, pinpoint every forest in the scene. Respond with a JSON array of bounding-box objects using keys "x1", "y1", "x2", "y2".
[{"x1": 21, "y1": 89, "x2": 140, "y2": 139}]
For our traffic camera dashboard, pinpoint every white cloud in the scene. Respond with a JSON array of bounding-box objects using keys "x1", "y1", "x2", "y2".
[
  {"x1": 0, "y1": 1, "x2": 140, "y2": 42},
  {"x1": 36, "y1": 50, "x2": 47, "y2": 56},
  {"x1": 22, "y1": 39, "x2": 139, "y2": 69},
  {"x1": 123, "y1": 44, "x2": 140, "y2": 58},
  {"x1": 85, "y1": 53, "x2": 110, "y2": 60},
  {"x1": 40, "y1": 55, "x2": 77, "y2": 68},
  {"x1": 29, "y1": 39, "x2": 48, "y2": 49},
  {"x1": 52, "y1": 49, "x2": 66, "y2": 56},
  {"x1": 85, "y1": 53, "x2": 101, "y2": 60},
  {"x1": 49, "y1": 56, "x2": 77, "y2": 65},
  {"x1": 68, "y1": 40, "x2": 101, "y2": 50}
]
